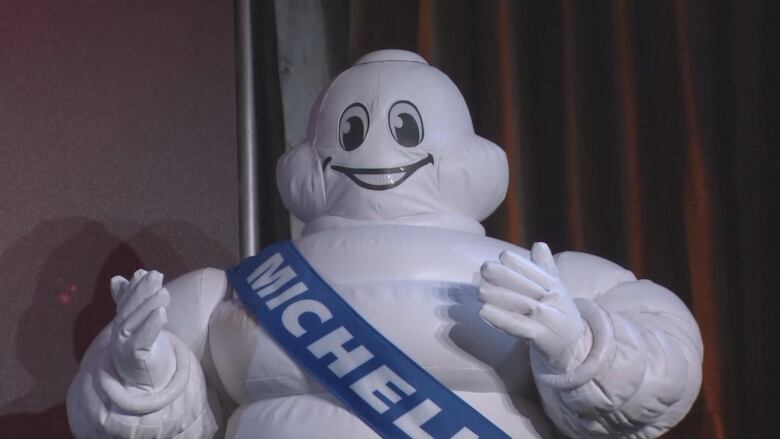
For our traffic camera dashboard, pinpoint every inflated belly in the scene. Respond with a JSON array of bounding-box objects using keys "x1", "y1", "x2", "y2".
[
  {"x1": 224, "y1": 391, "x2": 555, "y2": 439},
  {"x1": 209, "y1": 280, "x2": 533, "y2": 405}
]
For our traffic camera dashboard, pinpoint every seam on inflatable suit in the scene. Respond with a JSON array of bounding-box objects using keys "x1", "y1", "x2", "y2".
[
  {"x1": 171, "y1": 407, "x2": 212, "y2": 439},
  {"x1": 626, "y1": 312, "x2": 703, "y2": 359},
  {"x1": 197, "y1": 269, "x2": 207, "y2": 329},
  {"x1": 246, "y1": 376, "x2": 307, "y2": 385},
  {"x1": 420, "y1": 365, "x2": 494, "y2": 372}
]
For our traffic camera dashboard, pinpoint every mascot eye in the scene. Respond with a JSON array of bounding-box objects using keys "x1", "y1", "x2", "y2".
[
  {"x1": 339, "y1": 103, "x2": 370, "y2": 151},
  {"x1": 388, "y1": 101, "x2": 424, "y2": 147}
]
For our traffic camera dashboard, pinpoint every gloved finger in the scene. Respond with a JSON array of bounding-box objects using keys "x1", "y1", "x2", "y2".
[
  {"x1": 478, "y1": 283, "x2": 539, "y2": 315},
  {"x1": 119, "y1": 271, "x2": 165, "y2": 320},
  {"x1": 130, "y1": 268, "x2": 148, "y2": 285},
  {"x1": 110, "y1": 276, "x2": 129, "y2": 305},
  {"x1": 128, "y1": 307, "x2": 166, "y2": 355},
  {"x1": 499, "y1": 250, "x2": 556, "y2": 290},
  {"x1": 479, "y1": 303, "x2": 546, "y2": 340},
  {"x1": 531, "y1": 242, "x2": 559, "y2": 278},
  {"x1": 481, "y1": 262, "x2": 546, "y2": 300},
  {"x1": 119, "y1": 288, "x2": 170, "y2": 337},
  {"x1": 117, "y1": 269, "x2": 150, "y2": 310}
]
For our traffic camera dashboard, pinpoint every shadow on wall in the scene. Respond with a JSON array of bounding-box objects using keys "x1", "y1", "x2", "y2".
[{"x1": 0, "y1": 218, "x2": 232, "y2": 438}]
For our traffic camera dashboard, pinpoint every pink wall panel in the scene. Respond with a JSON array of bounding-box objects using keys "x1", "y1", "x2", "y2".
[{"x1": 0, "y1": 1, "x2": 238, "y2": 436}]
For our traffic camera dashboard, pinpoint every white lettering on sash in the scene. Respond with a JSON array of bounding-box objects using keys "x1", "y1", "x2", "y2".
[
  {"x1": 247, "y1": 252, "x2": 296, "y2": 297},
  {"x1": 394, "y1": 399, "x2": 441, "y2": 439},
  {"x1": 308, "y1": 326, "x2": 374, "y2": 377},
  {"x1": 450, "y1": 428, "x2": 479, "y2": 439},
  {"x1": 393, "y1": 399, "x2": 479, "y2": 439},
  {"x1": 350, "y1": 365, "x2": 416, "y2": 413},
  {"x1": 266, "y1": 281, "x2": 308, "y2": 310},
  {"x1": 281, "y1": 299, "x2": 333, "y2": 337}
]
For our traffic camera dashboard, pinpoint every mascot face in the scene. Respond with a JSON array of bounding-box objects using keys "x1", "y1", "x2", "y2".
[{"x1": 277, "y1": 50, "x2": 509, "y2": 230}]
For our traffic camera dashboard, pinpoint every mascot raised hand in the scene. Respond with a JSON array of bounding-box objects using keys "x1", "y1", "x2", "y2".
[{"x1": 68, "y1": 50, "x2": 702, "y2": 439}]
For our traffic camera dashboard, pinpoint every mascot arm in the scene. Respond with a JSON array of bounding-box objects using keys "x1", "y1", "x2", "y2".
[
  {"x1": 67, "y1": 268, "x2": 229, "y2": 439},
  {"x1": 533, "y1": 252, "x2": 703, "y2": 438}
]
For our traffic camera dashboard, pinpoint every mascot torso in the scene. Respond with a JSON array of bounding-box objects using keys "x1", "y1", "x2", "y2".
[{"x1": 209, "y1": 226, "x2": 555, "y2": 438}]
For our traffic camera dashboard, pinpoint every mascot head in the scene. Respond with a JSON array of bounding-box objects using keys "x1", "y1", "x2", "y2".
[{"x1": 277, "y1": 49, "x2": 509, "y2": 234}]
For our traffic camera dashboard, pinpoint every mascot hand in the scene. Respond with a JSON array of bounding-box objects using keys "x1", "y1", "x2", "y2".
[
  {"x1": 109, "y1": 269, "x2": 176, "y2": 391},
  {"x1": 479, "y1": 242, "x2": 586, "y2": 372}
]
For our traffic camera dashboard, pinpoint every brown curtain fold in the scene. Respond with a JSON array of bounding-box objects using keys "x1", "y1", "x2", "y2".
[
  {"x1": 561, "y1": 0, "x2": 586, "y2": 251},
  {"x1": 262, "y1": 1, "x2": 776, "y2": 436},
  {"x1": 674, "y1": 3, "x2": 726, "y2": 437},
  {"x1": 613, "y1": 0, "x2": 646, "y2": 277},
  {"x1": 493, "y1": 0, "x2": 527, "y2": 245}
]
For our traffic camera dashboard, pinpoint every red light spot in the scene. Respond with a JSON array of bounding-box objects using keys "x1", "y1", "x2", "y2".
[
  {"x1": 55, "y1": 283, "x2": 78, "y2": 305},
  {"x1": 57, "y1": 291, "x2": 72, "y2": 305}
]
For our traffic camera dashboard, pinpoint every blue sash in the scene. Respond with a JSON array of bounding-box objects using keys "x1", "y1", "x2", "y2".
[{"x1": 226, "y1": 240, "x2": 510, "y2": 439}]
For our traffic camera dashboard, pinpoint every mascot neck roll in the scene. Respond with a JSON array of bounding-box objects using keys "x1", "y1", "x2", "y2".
[{"x1": 68, "y1": 50, "x2": 703, "y2": 439}]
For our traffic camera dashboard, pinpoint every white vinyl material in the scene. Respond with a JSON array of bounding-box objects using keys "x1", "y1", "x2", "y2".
[{"x1": 67, "y1": 50, "x2": 702, "y2": 438}]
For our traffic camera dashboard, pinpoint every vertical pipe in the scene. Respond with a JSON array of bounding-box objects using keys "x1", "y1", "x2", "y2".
[
  {"x1": 235, "y1": 0, "x2": 259, "y2": 258},
  {"x1": 675, "y1": 3, "x2": 725, "y2": 438}
]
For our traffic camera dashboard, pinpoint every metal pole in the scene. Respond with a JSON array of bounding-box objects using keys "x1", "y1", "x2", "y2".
[{"x1": 235, "y1": 0, "x2": 259, "y2": 258}]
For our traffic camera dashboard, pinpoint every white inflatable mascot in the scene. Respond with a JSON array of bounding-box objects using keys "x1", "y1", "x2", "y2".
[{"x1": 68, "y1": 50, "x2": 703, "y2": 439}]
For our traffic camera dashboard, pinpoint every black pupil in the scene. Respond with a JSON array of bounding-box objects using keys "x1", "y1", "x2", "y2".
[
  {"x1": 342, "y1": 116, "x2": 364, "y2": 150},
  {"x1": 394, "y1": 113, "x2": 420, "y2": 147}
]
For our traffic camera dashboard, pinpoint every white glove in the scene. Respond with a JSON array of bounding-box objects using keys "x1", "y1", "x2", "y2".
[
  {"x1": 478, "y1": 242, "x2": 586, "y2": 372},
  {"x1": 110, "y1": 269, "x2": 176, "y2": 391}
]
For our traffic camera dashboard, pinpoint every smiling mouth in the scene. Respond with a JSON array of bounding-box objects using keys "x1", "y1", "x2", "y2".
[{"x1": 326, "y1": 154, "x2": 434, "y2": 190}]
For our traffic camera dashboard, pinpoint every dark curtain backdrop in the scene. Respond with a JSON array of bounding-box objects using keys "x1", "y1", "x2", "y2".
[{"x1": 255, "y1": 1, "x2": 777, "y2": 438}]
